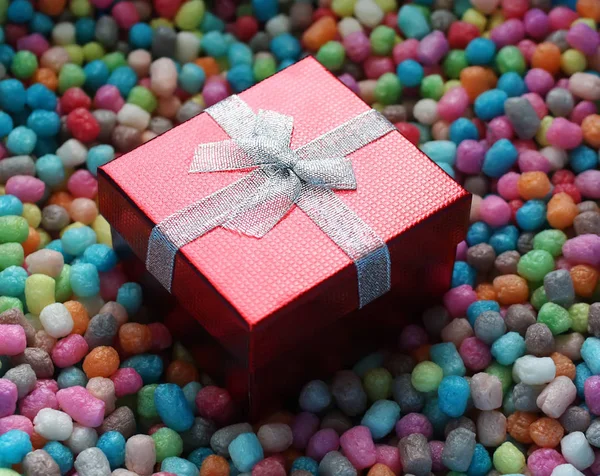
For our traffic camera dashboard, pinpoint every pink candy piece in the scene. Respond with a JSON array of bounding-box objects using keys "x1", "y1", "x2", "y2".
[
  {"x1": 487, "y1": 116, "x2": 514, "y2": 144},
  {"x1": 5, "y1": 176, "x2": 45, "y2": 203},
  {"x1": 429, "y1": 440, "x2": 445, "y2": 472},
  {"x1": 0, "y1": 325, "x2": 26, "y2": 356},
  {"x1": 497, "y1": 172, "x2": 521, "y2": 200},
  {"x1": 490, "y1": 18, "x2": 525, "y2": 47},
  {"x1": 344, "y1": 32, "x2": 371, "y2": 63},
  {"x1": 546, "y1": 118, "x2": 583, "y2": 149},
  {"x1": 306, "y1": 428, "x2": 340, "y2": 462},
  {"x1": 111, "y1": 368, "x2": 143, "y2": 398},
  {"x1": 528, "y1": 448, "x2": 566, "y2": 476},
  {"x1": 94, "y1": 85, "x2": 125, "y2": 113},
  {"x1": 548, "y1": 6, "x2": 579, "y2": 31},
  {"x1": 111, "y1": 1, "x2": 140, "y2": 29},
  {"x1": 455, "y1": 241, "x2": 468, "y2": 261},
  {"x1": 417, "y1": 31, "x2": 449, "y2": 66},
  {"x1": 562, "y1": 234, "x2": 600, "y2": 267},
  {"x1": 291, "y1": 412, "x2": 320, "y2": 450},
  {"x1": 518, "y1": 149, "x2": 551, "y2": 173},
  {"x1": 570, "y1": 101, "x2": 598, "y2": 125},
  {"x1": 51, "y1": 334, "x2": 89, "y2": 368},
  {"x1": 555, "y1": 257, "x2": 572, "y2": 271},
  {"x1": 455, "y1": 140, "x2": 486, "y2": 174},
  {"x1": 518, "y1": 39, "x2": 537, "y2": 64},
  {"x1": 523, "y1": 92, "x2": 548, "y2": 119},
  {"x1": 479, "y1": 195, "x2": 512, "y2": 227},
  {"x1": 339, "y1": 426, "x2": 377, "y2": 471},
  {"x1": 567, "y1": 22, "x2": 600, "y2": 56},
  {"x1": 399, "y1": 324, "x2": 429, "y2": 351},
  {"x1": 395, "y1": 413, "x2": 433, "y2": 439},
  {"x1": 437, "y1": 87, "x2": 469, "y2": 122},
  {"x1": 392, "y1": 39, "x2": 419, "y2": 65},
  {"x1": 56, "y1": 386, "x2": 106, "y2": 428},
  {"x1": 375, "y1": 445, "x2": 402, "y2": 475},
  {"x1": 524, "y1": 68, "x2": 554, "y2": 96},
  {"x1": 585, "y1": 375, "x2": 600, "y2": 415},
  {"x1": 91, "y1": 0, "x2": 113, "y2": 7},
  {"x1": 0, "y1": 379, "x2": 18, "y2": 418},
  {"x1": 67, "y1": 170, "x2": 98, "y2": 199},
  {"x1": 363, "y1": 56, "x2": 395, "y2": 80},
  {"x1": 443, "y1": 284, "x2": 477, "y2": 318},
  {"x1": 202, "y1": 80, "x2": 229, "y2": 108},
  {"x1": 575, "y1": 170, "x2": 600, "y2": 200},
  {"x1": 18, "y1": 387, "x2": 59, "y2": 421},
  {"x1": 99, "y1": 268, "x2": 128, "y2": 301},
  {"x1": 590, "y1": 450, "x2": 600, "y2": 475},
  {"x1": 35, "y1": 379, "x2": 59, "y2": 393},
  {"x1": 523, "y1": 9, "x2": 549, "y2": 40},
  {"x1": 459, "y1": 336, "x2": 492, "y2": 371},
  {"x1": 0, "y1": 415, "x2": 33, "y2": 436},
  {"x1": 17, "y1": 34, "x2": 50, "y2": 57}
]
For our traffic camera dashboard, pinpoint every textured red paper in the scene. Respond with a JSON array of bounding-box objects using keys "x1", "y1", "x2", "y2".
[{"x1": 99, "y1": 57, "x2": 470, "y2": 370}]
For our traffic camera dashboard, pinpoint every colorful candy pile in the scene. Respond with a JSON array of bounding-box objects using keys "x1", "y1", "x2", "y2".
[{"x1": 0, "y1": 0, "x2": 599, "y2": 475}]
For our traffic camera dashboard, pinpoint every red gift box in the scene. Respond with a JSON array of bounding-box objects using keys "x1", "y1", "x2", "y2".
[{"x1": 99, "y1": 57, "x2": 470, "y2": 380}]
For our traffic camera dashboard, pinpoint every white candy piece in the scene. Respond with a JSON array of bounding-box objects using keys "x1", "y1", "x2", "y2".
[
  {"x1": 513, "y1": 355, "x2": 556, "y2": 385},
  {"x1": 34, "y1": 408, "x2": 73, "y2": 441},
  {"x1": 569, "y1": 72, "x2": 600, "y2": 101},
  {"x1": 25, "y1": 249, "x2": 64, "y2": 278},
  {"x1": 39, "y1": 303, "x2": 74, "y2": 338},
  {"x1": 551, "y1": 464, "x2": 586, "y2": 476},
  {"x1": 560, "y1": 432, "x2": 595, "y2": 471},
  {"x1": 66, "y1": 424, "x2": 99, "y2": 455},
  {"x1": 338, "y1": 18, "x2": 364, "y2": 38},
  {"x1": 540, "y1": 146, "x2": 568, "y2": 172},
  {"x1": 57, "y1": 139, "x2": 88, "y2": 168},
  {"x1": 117, "y1": 104, "x2": 151, "y2": 131},
  {"x1": 112, "y1": 470, "x2": 138, "y2": 476},
  {"x1": 536, "y1": 376, "x2": 577, "y2": 418},
  {"x1": 75, "y1": 447, "x2": 112, "y2": 476},
  {"x1": 354, "y1": 0, "x2": 384, "y2": 28},
  {"x1": 413, "y1": 99, "x2": 440, "y2": 126},
  {"x1": 265, "y1": 14, "x2": 291, "y2": 36},
  {"x1": 52, "y1": 22, "x2": 76, "y2": 45},
  {"x1": 175, "y1": 32, "x2": 200, "y2": 64}
]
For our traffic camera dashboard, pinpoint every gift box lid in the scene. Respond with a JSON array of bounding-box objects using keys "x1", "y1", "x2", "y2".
[{"x1": 99, "y1": 57, "x2": 470, "y2": 367}]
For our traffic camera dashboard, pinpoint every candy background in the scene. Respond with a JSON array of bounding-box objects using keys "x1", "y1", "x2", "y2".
[{"x1": 0, "y1": 0, "x2": 599, "y2": 475}]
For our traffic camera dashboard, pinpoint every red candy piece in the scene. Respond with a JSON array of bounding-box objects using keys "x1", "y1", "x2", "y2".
[
  {"x1": 66, "y1": 108, "x2": 100, "y2": 143},
  {"x1": 195, "y1": 386, "x2": 236, "y2": 426},
  {"x1": 502, "y1": 0, "x2": 530, "y2": 18},
  {"x1": 395, "y1": 122, "x2": 420, "y2": 146},
  {"x1": 4, "y1": 24, "x2": 28, "y2": 47},
  {"x1": 235, "y1": 16, "x2": 259, "y2": 43},
  {"x1": 61, "y1": 88, "x2": 92, "y2": 114},
  {"x1": 313, "y1": 7, "x2": 336, "y2": 21},
  {"x1": 383, "y1": 12, "x2": 399, "y2": 31},
  {"x1": 552, "y1": 169, "x2": 575, "y2": 185},
  {"x1": 509, "y1": 199, "x2": 524, "y2": 222},
  {"x1": 153, "y1": 0, "x2": 182, "y2": 18},
  {"x1": 252, "y1": 457, "x2": 286, "y2": 476},
  {"x1": 447, "y1": 22, "x2": 480, "y2": 49},
  {"x1": 553, "y1": 183, "x2": 582, "y2": 203}
]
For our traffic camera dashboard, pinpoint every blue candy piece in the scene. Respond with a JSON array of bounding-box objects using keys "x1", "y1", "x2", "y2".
[
  {"x1": 82, "y1": 244, "x2": 117, "y2": 272},
  {"x1": 0, "y1": 266, "x2": 28, "y2": 297},
  {"x1": 83, "y1": 60, "x2": 110, "y2": 93},
  {"x1": 420, "y1": 140, "x2": 457, "y2": 165},
  {"x1": 0, "y1": 430, "x2": 31, "y2": 466},
  {"x1": 229, "y1": 433, "x2": 264, "y2": 472},
  {"x1": 26, "y1": 110, "x2": 61, "y2": 138},
  {"x1": 575, "y1": 362, "x2": 592, "y2": 399},
  {"x1": 75, "y1": 18, "x2": 96, "y2": 44},
  {"x1": 129, "y1": 23, "x2": 154, "y2": 49},
  {"x1": 0, "y1": 79, "x2": 27, "y2": 113},
  {"x1": 482, "y1": 138, "x2": 518, "y2": 177},
  {"x1": 7, "y1": 0, "x2": 34, "y2": 23},
  {"x1": 46, "y1": 239, "x2": 75, "y2": 264},
  {"x1": 182, "y1": 381, "x2": 202, "y2": 414},
  {"x1": 430, "y1": 342, "x2": 466, "y2": 377},
  {"x1": 201, "y1": 31, "x2": 228, "y2": 57},
  {"x1": 489, "y1": 225, "x2": 519, "y2": 254},
  {"x1": 452, "y1": 261, "x2": 476, "y2": 288},
  {"x1": 422, "y1": 397, "x2": 451, "y2": 434},
  {"x1": 30, "y1": 12, "x2": 54, "y2": 36},
  {"x1": 398, "y1": 5, "x2": 430, "y2": 39},
  {"x1": 270, "y1": 33, "x2": 302, "y2": 62},
  {"x1": 467, "y1": 443, "x2": 493, "y2": 476},
  {"x1": 466, "y1": 221, "x2": 492, "y2": 246},
  {"x1": 228, "y1": 42, "x2": 253, "y2": 66},
  {"x1": 291, "y1": 457, "x2": 319, "y2": 476},
  {"x1": 96, "y1": 431, "x2": 126, "y2": 469},
  {"x1": 162, "y1": 457, "x2": 200, "y2": 476},
  {"x1": 491, "y1": 332, "x2": 526, "y2": 365},
  {"x1": 6, "y1": 126, "x2": 37, "y2": 155},
  {"x1": 252, "y1": 0, "x2": 279, "y2": 22},
  {"x1": 34, "y1": 137, "x2": 58, "y2": 157},
  {"x1": 87, "y1": 144, "x2": 115, "y2": 176},
  {"x1": 154, "y1": 383, "x2": 195, "y2": 432},
  {"x1": 436, "y1": 162, "x2": 455, "y2": 178},
  {"x1": 581, "y1": 337, "x2": 600, "y2": 375},
  {"x1": 117, "y1": 282, "x2": 143, "y2": 315},
  {"x1": 497, "y1": 72, "x2": 527, "y2": 97},
  {"x1": 0, "y1": 111, "x2": 14, "y2": 138},
  {"x1": 227, "y1": 64, "x2": 255, "y2": 93},
  {"x1": 474, "y1": 89, "x2": 508, "y2": 121},
  {"x1": 57, "y1": 366, "x2": 88, "y2": 389},
  {"x1": 397, "y1": 60, "x2": 424, "y2": 87},
  {"x1": 278, "y1": 58, "x2": 296, "y2": 71},
  {"x1": 437, "y1": 375, "x2": 470, "y2": 418},
  {"x1": 44, "y1": 441, "x2": 74, "y2": 474},
  {"x1": 465, "y1": 38, "x2": 496, "y2": 65},
  {"x1": 201, "y1": 12, "x2": 226, "y2": 33},
  {"x1": 449, "y1": 118, "x2": 479, "y2": 144},
  {"x1": 0, "y1": 195, "x2": 23, "y2": 217},
  {"x1": 352, "y1": 352, "x2": 385, "y2": 377},
  {"x1": 70, "y1": 262, "x2": 100, "y2": 297},
  {"x1": 569, "y1": 145, "x2": 599, "y2": 173},
  {"x1": 26, "y1": 84, "x2": 57, "y2": 111},
  {"x1": 361, "y1": 400, "x2": 401, "y2": 439},
  {"x1": 454, "y1": 0, "x2": 472, "y2": 16},
  {"x1": 516, "y1": 200, "x2": 547, "y2": 232},
  {"x1": 61, "y1": 226, "x2": 97, "y2": 256},
  {"x1": 188, "y1": 447, "x2": 214, "y2": 469},
  {"x1": 121, "y1": 354, "x2": 164, "y2": 384},
  {"x1": 299, "y1": 380, "x2": 331, "y2": 413},
  {"x1": 0, "y1": 45, "x2": 15, "y2": 70},
  {"x1": 179, "y1": 63, "x2": 206, "y2": 94},
  {"x1": 467, "y1": 300, "x2": 501, "y2": 327},
  {"x1": 107, "y1": 66, "x2": 138, "y2": 97}
]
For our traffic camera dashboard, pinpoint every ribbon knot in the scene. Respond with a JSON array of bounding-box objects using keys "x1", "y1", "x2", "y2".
[{"x1": 147, "y1": 95, "x2": 396, "y2": 308}]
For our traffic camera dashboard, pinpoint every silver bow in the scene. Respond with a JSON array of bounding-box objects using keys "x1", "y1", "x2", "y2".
[{"x1": 147, "y1": 95, "x2": 395, "y2": 308}]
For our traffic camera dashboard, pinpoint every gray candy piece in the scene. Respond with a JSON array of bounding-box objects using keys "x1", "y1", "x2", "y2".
[
  {"x1": 74, "y1": 448, "x2": 111, "y2": 476},
  {"x1": 84, "y1": 313, "x2": 118, "y2": 349},
  {"x1": 444, "y1": 416, "x2": 476, "y2": 438},
  {"x1": 477, "y1": 411, "x2": 507, "y2": 447},
  {"x1": 4, "y1": 364, "x2": 36, "y2": 399},
  {"x1": 23, "y1": 449, "x2": 62, "y2": 476},
  {"x1": 321, "y1": 410, "x2": 353, "y2": 435},
  {"x1": 93, "y1": 109, "x2": 117, "y2": 143},
  {"x1": 299, "y1": 380, "x2": 332, "y2": 413},
  {"x1": 181, "y1": 417, "x2": 217, "y2": 453},
  {"x1": 393, "y1": 374, "x2": 425, "y2": 413},
  {"x1": 467, "y1": 243, "x2": 496, "y2": 272},
  {"x1": 0, "y1": 155, "x2": 36, "y2": 183},
  {"x1": 422, "y1": 306, "x2": 450, "y2": 338},
  {"x1": 526, "y1": 323, "x2": 555, "y2": 356},
  {"x1": 149, "y1": 117, "x2": 173, "y2": 136},
  {"x1": 12, "y1": 348, "x2": 54, "y2": 379},
  {"x1": 546, "y1": 88, "x2": 574, "y2": 117},
  {"x1": 249, "y1": 32, "x2": 270, "y2": 52},
  {"x1": 544, "y1": 269, "x2": 575, "y2": 307},
  {"x1": 574, "y1": 211, "x2": 600, "y2": 236},
  {"x1": 559, "y1": 406, "x2": 591, "y2": 434},
  {"x1": 504, "y1": 97, "x2": 541, "y2": 140},
  {"x1": 589, "y1": 303, "x2": 600, "y2": 338},
  {"x1": 505, "y1": 304, "x2": 537, "y2": 336},
  {"x1": 517, "y1": 232, "x2": 535, "y2": 254},
  {"x1": 474, "y1": 311, "x2": 506, "y2": 345},
  {"x1": 398, "y1": 433, "x2": 432, "y2": 476},
  {"x1": 95, "y1": 16, "x2": 118, "y2": 49},
  {"x1": 546, "y1": 30, "x2": 569, "y2": 51},
  {"x1": 176, "y1": 101, "x2": 204, "y2": 124},
  {"x1": 586, "y1": 419, "x2": 600, "y2": 447},
  {"x1": 578, "y1": 201, "x2": 600, "y2": 214},
  {"x1": 382, "y1": 105, "x2": 407, "y2": 124},
  {"x1": 430, "y1": 10, "x2": 456, "y2": 32},
  {"x1": 331, "y1": 370, "x2": 367, "y2": 417},
  {"x1": 98, "y1": 406, "x2": 136, "y2": 439},
  {"x1": 112, "y1": 125, "x2": 142, "y2": 153},
  {"x1": 495, "y1": 251, "x2": 521, "y2": 275},
  {"x1": 442, "y1": 428, "x2": 476, "y2": 472},
  {"x1": 385, "y1": 353, "x2": 416, "y2": 376},
  {"x1": 152, "y1": 26, "x2": 177, "y2": 59},
  {"x1": 318, "y1": 451, "x2": 357, "y2": 476},
  {"x1": 463, "y1": 176, "x2": 489, "y2": 197},
  {"x1": 41, "y1": 205, "x2": 70, "y2": 232},
  {"x1": 210, "y1": 423, "x2": 253, "y2": 457},
  {"x1": 513, "y1": 383, "x2": 544, "y2": 412}
]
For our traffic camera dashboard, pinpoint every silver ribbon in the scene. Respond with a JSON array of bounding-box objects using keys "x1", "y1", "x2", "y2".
[{"x1": 147, "y1": 95, "x2": 395, "y2": 308}]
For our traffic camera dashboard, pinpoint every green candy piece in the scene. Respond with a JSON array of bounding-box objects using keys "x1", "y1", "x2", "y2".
[
  {"x1": 517, "y1": 250, "x2": 555, "y2": 282},
  {"x1": 370, "y1": 26, "x2": 396, "y2": 56},
  {"x1": 530, "y1": 286, "x2": 548, "y2": 310},
  {"x1": 11, "y1": 51, "x2": 38, "y2": 80},
  {"x1": 332, "y1": 0, "x2": 357, "y2": 16},
  {"x1": 316, "y1": 41, "x2": 346, "y2": 72},
  {"x1": 0, "y1": 243, "x2": 24, "y2": 271},
  {"x1": 374, "y1": 73, "x2": 402, "y2": 105},
  {"x1": 493, "y1": 442, "x2": 525, "y2": 474},
  {"x1": 237, "y1": 4, "x2": 253, "y2": 16},
  {"x1": 0, "y1": 0, "x2": 7, "y2": 23},
  {"x1": 128, "y1": 86, "x2": 158, "y2": 113},
  {"x1": 0, "y1": 216, "x2": 29, "y2": 244},
  {"x1": 58, "y1": 64, "x2": 86, "y2": 93},
  {"x1": 569, "y1": 303, "x2": 589, "y2": 333},
  {"x1": 54, "y1": 265, "x2": 72, "y2": 303},
  {"x1": 253, "y1": 56, "x2": 277, "y2": 82},
  {"x1": 533, "y1": 229, "x2": 567, "y2": 257},
  {"x1": 496, "y1": 46, "x2": 526, "y2": 75},
  {"x1": 64, "y1": 45, "x2": 84, "y2": 66},
  {"x1": 420, "y1": 74, "x2": 445, "y2": 100},
  {"x1": 537, "y1": 302, "x2": 572, "y2": 335},
  {"x1": 411, "y1": 361, "x2": 443, "y2": 393},
  {"x1": 485, "y1": 362, "x2": 512, "y2": 394},
  {"x1": 152, "y1": 427, "x2": 183, "y2": 462},
  {"x1": 175, "y1": 0, "x2": 206, "y2": 31},
  {"x1": 137, "y1": 384, "x2": 159, "y2": 419},
  {"x1": 0, "y1": 296, "x2": 23, "y2": 314},
  {"x1": 443, "y1": 50, "x2": 468, "y2": 80},
  {"x1": 103, "y1": 52, "x2": 127, "y2": 72},
  {"x1": 71, "y1": 0, "x2": 92, "y2": 16},
  {"x1": 375, "y1": 0, "x2": 397, "y2": 12},
  {"x1": 363, "y1": 367, "x2": 393, "y2": 401},
  {"x1": 25, "y1": 274, "x2": 55, "y2": 316}
]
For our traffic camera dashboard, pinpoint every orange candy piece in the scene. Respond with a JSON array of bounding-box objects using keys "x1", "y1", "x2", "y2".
[
  {"x1": 22, "y1": 227, "x2": 41, "y2": 256},
  {"x1": 37, "y1": 0, "x2": 67, "y2": 16},
  {"x1": 570, "y1": 264, "x2": 599, "y2": 297},
  {"x1": 166, "y1": 360, "x2": 200, "y2": 387},
  {"x1": 546, "y1": 192, "x2": 579, "y2": 229},
  {"x1": 302, "y1": 16, "x2": 337, "y2": 51},
  {"x1": 195, "y1": 57, "x2": 220, "y2": 77},
  {"x1": 48, "y1": 191, "x2": 74, "y2": 211},
  {"x1": 529, "y1": 417, "x2": 564, "y2": 448},
  {"x1": 412, "y1": 344, "x2": 431, "y2": 363},
  {"x1": 531, "y1": 43, "x2": 562, "y2": 75},
  {"x1": 64, "y1": 301, "x2": 90, "y2": 335},
  {"x1": 493, "y1": 274, "x2": 529, "y2": 305},
  {"x1": 551, "y1": 352, "x2": 576, "y2": 379},
  {"x1": 476, "y1": 283, "x2": 497, "y2": 301},
  {"x1": 32, "y1": 67, "x2": 58, "y2": 91},
  {"x1": 367, "y1": 464, "x2": 396, "y2": 476},
  {"x1": 82, "y1": 346, "x2": 120, "y2": 378},
  {"x1": 507, "y1": 411, "x2": 537, "y2": 444},
  {"x1": 577, "y1": 0, "x2": 600, "y2": 20},
  {"x1": 581, "y1": 114, "x2": 600, "y2": 148},
  {"x1": 69, "y1": 198, "x2": 98, "y2": 225},
  {"x1": 118, "y1": 323, "x2": 152, "y2": 355},
  {"x1": 200, "y1": 455, "x2": 230, "y2": 476},
  {"x1": 518, "y1": 172, "x2": 551, "y2": 200},
  {"x1": 460, "y1": 66, "x2": 497, "y2": 103},
  {"x1": 30, "y1": 430, "x2": 48, "y2": 450}
]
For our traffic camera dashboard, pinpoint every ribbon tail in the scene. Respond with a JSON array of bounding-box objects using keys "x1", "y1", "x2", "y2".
[
  {"x1": 146, "y1": 169, "x2": 271, "y2": 291},
  {"x1": 296, "y1": 185, "x2": 391, "y2": 308}
]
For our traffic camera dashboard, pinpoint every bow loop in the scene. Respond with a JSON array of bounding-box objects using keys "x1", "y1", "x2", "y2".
[{"x1": 292, "y1": 157, "x2": 356, "y2": 190}]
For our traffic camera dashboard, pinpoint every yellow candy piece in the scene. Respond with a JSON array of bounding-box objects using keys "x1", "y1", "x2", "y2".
[
  {"x1": 191, "y1": 94, "x2": 206, "y2": 107},
  {"x1": 0, "y1": 186, "x2": 5, "y2": 196},
  {"x1": 489, "y1": 11, "x2": 505, "y2": 30},
  {"x1": 22, "y1": 203, "x2": 42, "y2": 228},
  {"x1": 25, "y1": 313, "x2": 43, "y2": 332},
  {"x1": 561, "y1": 49, "x2": 587, "y2": 75},
  {"x1": 332, "y1": 0, "x2": 357, "y2": 17},
  {"x1": 372, "y1": 102, "x2": 385, "y2": 112},
  {"x1": 25, "y1": 274, "x2": 56, "y2": 316},
  {"x1": 92, "y1": 215, "x2": 112, "y2": 247},
  {"x1": 463, "y1": 9, "x2": 487, "y2": 32},
  {"x1": 151, "y1": 18, "x2": 174, "y2": 29},
  {"x1": 64, "y1": 45, "x2": 84, "y2": 66},
  {"x1": 37, "y1": 229, "x2": 52, "y2": 250},
  {"x1": 175, "y1": 0, "x2": 205, "y2": 31},
  {"x1": 573, "y1": 18, "x2": 596, "y2": 29},
  {"x1": 375, "y1": 0, "x2": 397, "y2": 13},
  {"x1": 536, "y1": 116, "x2": 554, "y2": 147},
  {"x1": 60, "y1": 221, "x2": 86, "y2": 238},
  {"x1": 444, "y1": 80, "x2": 462, "y2": 93}
]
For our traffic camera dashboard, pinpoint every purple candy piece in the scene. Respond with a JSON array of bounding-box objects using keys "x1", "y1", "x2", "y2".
[
  {"x1": 418, "y1": 31, "x2": 449, "y2": 66},
  {"x1": 562, "y1": 234, "x2": 600, "y2": 267}
]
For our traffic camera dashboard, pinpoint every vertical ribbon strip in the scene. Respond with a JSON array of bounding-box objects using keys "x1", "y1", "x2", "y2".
[{"x1": 146, "y1": 95, "x2": 395, "y2": 308}]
